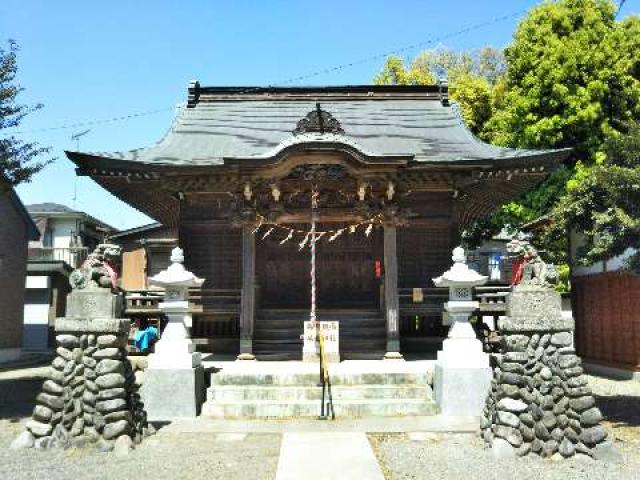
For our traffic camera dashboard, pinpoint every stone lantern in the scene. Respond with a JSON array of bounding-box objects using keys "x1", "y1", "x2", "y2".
[
  {"x1": 141, "y1": 247, "x2": 206, "y2": 420},
  {"x1": 432, "y1": 246, "x2": 492, "y2": 416},
  {"x1": 147, "y1": 247, "x2": 204, "y2": 369}
]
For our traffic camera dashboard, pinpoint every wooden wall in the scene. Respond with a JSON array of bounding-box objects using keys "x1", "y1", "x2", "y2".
[
  {"x1": 179, "y1": 191, "x2": 457, "y2": 306},
  {"x1": 181, "y1": 223, "x2": 242, "y2": 289},
  {"x1": 397, "y1": 221, "x2": 453, "y2": 288},
  {"x1": 572, "y1": 271, "x2": 640, "y2": 371},
  {"x1": 397, "y1": 191, "x2": 457, "y2": 288}
]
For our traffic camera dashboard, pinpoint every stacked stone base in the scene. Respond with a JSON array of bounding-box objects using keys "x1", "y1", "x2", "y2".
[
  {"x1": 13, "y1": 318, "x2": 153, "y2": 453},
  {"x1": 481, "y1": 330, "x2": 610, "y2": 459}
]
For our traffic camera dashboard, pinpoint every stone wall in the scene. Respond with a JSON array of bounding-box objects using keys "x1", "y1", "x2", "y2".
[{"x1": 480, "y1": 286, "x2": 611, "y2": 460}]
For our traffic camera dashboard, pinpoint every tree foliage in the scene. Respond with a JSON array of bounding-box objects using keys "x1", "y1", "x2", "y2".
[
  {"x1": 546, "y1": 123, "x2": 640, "y2": 271},
  {"x1": 0, "y1": 40, "x2": 51, "y2": 190},
  {"x1": 484, "y1": 0, "x2": 640, "y2": 162},
  {"x1": 373, "y1": 47, "x2": 505, "y2": 134},
  {"x1": 374, "y1": 1, "x2": 640, "y2": 270}
]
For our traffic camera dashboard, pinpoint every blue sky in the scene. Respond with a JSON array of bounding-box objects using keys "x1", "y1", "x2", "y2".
[{"x1": 2, "y1": 0, "x2": 638, "y2": 230}]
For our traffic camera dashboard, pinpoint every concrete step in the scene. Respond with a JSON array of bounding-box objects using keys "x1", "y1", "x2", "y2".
[
  {"x1": 202, "y1": 398, "x2": 438, "y2": 418},
  {"x1": 210, "y1": 371, "x2": 430, "y2": 386},
  {"x1": 208, "y1": 384, "x2": 432, "y2": 402},
  {"x1": 258, "y1": 309, "x2": 381, "y2": 319}
]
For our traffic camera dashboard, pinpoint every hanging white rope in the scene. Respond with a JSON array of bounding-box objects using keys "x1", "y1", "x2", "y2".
[
  {"x1": 254, "y1": 212, "x2": 383, "y2": 241},
  {"x1": 298, "y1": 232, "x2": 311, "y2": 251},
  {"x1": 261, "y1": 227, "x2": 274, "y2": 239},
  {"x1": 279, "y1": 230, "x2": 293, "y2": 245},
  {"x1": 310, "y1": 185, "x2": 319, "y2": 329}
]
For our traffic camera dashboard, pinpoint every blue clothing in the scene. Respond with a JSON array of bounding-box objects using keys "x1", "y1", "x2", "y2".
[{"x1": 133, "y1": 326, "x2": 159, "y2": 352}]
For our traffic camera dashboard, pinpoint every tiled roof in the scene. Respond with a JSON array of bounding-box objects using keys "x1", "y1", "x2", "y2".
[
  {"x1": 70, "y1": 85, "x2": 570, "y2": 168},
  {"x1": 26, "y1": 203, "x2": 79, "y2": 214}
]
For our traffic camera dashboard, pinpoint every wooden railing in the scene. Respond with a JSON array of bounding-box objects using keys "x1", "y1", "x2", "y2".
[
  {"x1": 124, "y1": 288, "x2": 241, "y2": 314},
  {"x1": 397, "y1": 285, "x2": 511, "y2": 336},
  {"x1": 475, "y1": 285, "x2": 511, "y2": 315},
  {"x1": 123, "y1": 288, "x2": 242, "y2": 353}
]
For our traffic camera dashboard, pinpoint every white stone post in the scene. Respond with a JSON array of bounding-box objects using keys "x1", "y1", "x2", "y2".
[
  {"x1": 432, "y1": 247, "x2": 492, "y2": 416},
  {"x1": 141, "y1": 247, "x2": 206, "y2": 420}
]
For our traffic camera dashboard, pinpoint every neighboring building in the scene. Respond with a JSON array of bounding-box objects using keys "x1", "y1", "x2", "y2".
[
  {"x1": 108, "y1": 222, "x2": 177, "y2": 290},
  {"x1": 0, "y1": 188, "x2": 40, "y2": 363},
  {"x1": 468, "y1": 232, "x2": 515, "y2": 285},
  {"x1": 24, "y1": 203, "x2": 116, "y2": 351},
  {"x1": 67, "y1": 83, "x2": 568, "y2": 360}
]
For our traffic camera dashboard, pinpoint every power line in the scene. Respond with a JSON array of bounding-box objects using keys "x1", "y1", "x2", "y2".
[
  {"x1": 270, "y1": 9, "x2": 527, "y2": 86},
  {"x1": 8, "y1": 107, "x2": 175, "y2": 134},
  {"x1": 7, "y1": 8, "x2": 528, "y2": 135},
  {"x1": 617, "y1": 0, "x2": 628, "y2": 18}
]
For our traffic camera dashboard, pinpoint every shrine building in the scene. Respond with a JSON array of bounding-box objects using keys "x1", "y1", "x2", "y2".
[{"x1": 66, "y1": 83, "x2": 569, "y2": 361}]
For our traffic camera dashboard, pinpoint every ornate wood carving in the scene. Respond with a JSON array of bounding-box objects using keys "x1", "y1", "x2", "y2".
[
  {"x1": 293, "y1": 103, "x2": 345, "y2": 135},
  {"x1": 285, "y1": 164, "x2": 348, "y2": 181}
]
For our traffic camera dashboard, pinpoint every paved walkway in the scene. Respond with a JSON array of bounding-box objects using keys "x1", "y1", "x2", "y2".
[
  {"x1": 163, "y1": 415, "x2": 478, "y2": 433},
  {"x1": 275, "y1": 432, "x2": 384, "y2": 480}
]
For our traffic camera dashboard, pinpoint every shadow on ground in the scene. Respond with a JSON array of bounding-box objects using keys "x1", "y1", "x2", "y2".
[
  {"x1": 595, "y1": 393, "x2": 640, "y2": 428},
  {"x1": 0, "y1": 377, "x2": 43, "y2": 422}
]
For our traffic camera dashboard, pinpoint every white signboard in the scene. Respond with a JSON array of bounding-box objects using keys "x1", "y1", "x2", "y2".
[{"x1": 304, "y1": 320, "x2": 340, "y2": 363}]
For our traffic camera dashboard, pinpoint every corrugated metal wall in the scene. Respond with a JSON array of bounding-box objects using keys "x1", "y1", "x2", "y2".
[{"x1": 573, "y1": 271, "x2": 640, "y2": 371}]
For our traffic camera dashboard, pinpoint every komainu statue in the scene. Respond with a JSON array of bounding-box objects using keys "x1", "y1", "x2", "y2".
[
  {"x1": 506, "y1": 238, "x2": 558, "y2": 287},
  {"x1": 69, "y1": 243, "x2": 122, "y2": 290}
]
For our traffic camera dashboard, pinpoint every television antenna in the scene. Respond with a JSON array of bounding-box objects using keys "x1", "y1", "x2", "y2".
[
  {"x1": 71, "y1": 129, "x2": 90, "y2": 151},
  {"x1": 70, "y1": 129, "x2": 91, "y2": 208}
]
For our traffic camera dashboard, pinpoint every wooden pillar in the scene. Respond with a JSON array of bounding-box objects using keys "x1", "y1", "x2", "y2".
[
  {"x1": 238, "y1": 224, "x2": 256, "y2": 360},
  {"x1": 383, "y1": 221, "x2": 403, "y2": 359}
]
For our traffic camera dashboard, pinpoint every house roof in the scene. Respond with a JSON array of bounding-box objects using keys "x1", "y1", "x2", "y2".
[
  {"x1": 107, "y1": 222, "x2": 163, "y2": 239},
  {"x1": 26, "y1": 202, "x2": 117, "y2": 233},
  {"x1": 66, "y1": 84, "x2": 570, "y2": 169},
  {"x1": 8, "y1": 189, "x2": 40, "y2": 241},
  {"x1": 26, "y1": 202, "x2": 80, "y2": 214}
]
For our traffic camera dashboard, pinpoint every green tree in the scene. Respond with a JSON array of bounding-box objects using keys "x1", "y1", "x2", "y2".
[
  {"x1": 465, "y1": 0, "x2": 640, "y2": 253},
  {"x1": 484, "y1": 0, "x2": 640, "y2": 162},
  {"x1": 0, "y1": 40, "x2": 51, "y2": 189},
  {"x1": 373, "y1": 47, "x2": 504, "y2": 134},
  {"x1": 546, "y1": 123, "x2": 640, "y2": 272}
]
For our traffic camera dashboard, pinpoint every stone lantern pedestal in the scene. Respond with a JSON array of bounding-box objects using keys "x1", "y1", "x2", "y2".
[
  {"x1": 433, "y1": 247, "x2": 492, "y2": 416},
  {"x1": 141, "y1": 248, "x2": 206, "y2": 421}
]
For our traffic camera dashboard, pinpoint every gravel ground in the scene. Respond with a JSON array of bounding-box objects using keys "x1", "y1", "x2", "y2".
[
  {"x1": 1, "y1": 364, "x2": 638, "y2": 480},
  {"x1": 0, "y1": 420, "x2": 281, "y2": 480},
  {"x1": 0, "y1": 363, "x2": 281, "y2": 480},
  {"x1": 370, "y1": 374, "x2": 640, "y2": 480}
]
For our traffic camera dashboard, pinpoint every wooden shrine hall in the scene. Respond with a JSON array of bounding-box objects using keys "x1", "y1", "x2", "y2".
[{"x1": 67, "y1": 83, "x2": 569, "y2": 360}]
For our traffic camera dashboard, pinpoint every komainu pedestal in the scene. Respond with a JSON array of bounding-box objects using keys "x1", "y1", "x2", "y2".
[
  {"x1": 481, "y1": 285, "x2": 612, "y2": 460},
  {"x1": 12, "y1": 281, "x2": 151, "y2": 452}
]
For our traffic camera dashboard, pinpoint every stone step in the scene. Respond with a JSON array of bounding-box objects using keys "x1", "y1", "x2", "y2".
[
  {"x1": 207, "y1": 384, "x2": 432, "y2": 402},
  {"x1": 202, "y1": 398, "x2": 438, "y2": 418},
  {"x1": 210, "y1": 371, "x2": 430, "y2": 386},
  {"x1": 254, "y1": 348, "x2": 302, "y2": 362},
  {"x1": 258, "y1": 309, "x2": 381, "y2": 319},
  {"x1": 254, "y1": 318, "x2": 384, "y2": 329},
  {"x1": 254, "y1": 327, "x2": 386, "y2": 339}
]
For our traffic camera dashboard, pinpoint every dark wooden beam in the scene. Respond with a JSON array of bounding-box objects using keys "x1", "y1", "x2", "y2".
[
  {"x1": 238, "y1": 224, "x2": 256, "y2": 359},
  {"x1": 383, "y1": 221, "x2": 402, "y2": 358}
]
